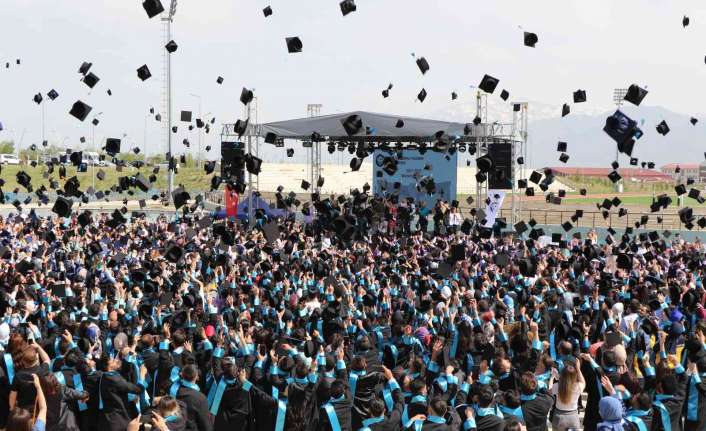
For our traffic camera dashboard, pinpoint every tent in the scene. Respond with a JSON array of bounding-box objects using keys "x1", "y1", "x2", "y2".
[{"x1": 255, "y1": 111, "x2": 469, "y2": 140}]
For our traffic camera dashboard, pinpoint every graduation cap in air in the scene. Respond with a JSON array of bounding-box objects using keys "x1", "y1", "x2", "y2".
[
  {"x1": 136, "y1": 65, "x2": 151, "y2": 81},
  {"x1": 683, "y1": 15, "x2": 690, "y2": 27},
  {"x1": 233, "y1": 118, "x2": 249, "y2": 137},
  {"x1": 500, "y1": 89, "x2": 509, "y2": 101},
  {"x1": 52, "y1": 196, "x2": 72, "y2": 218},
  {"x1": 350, "y1": 158, "x2": 363, "y2": 171},
  {"x1": 415, "y1": 56, "x2": 429, "y2": 74},
  {"x1": 78, "y1": 61, "x2": 92, "y2": 75},
  {"x1": 514, "y1": 220, "x2": 528, "y2": 234},
  {"x1": 451, "y1": 92, "x2": 458, "y2": 100},
  {"x1": 690, "y1": 117, "x2": 698, "y2": 125},
  {"x1": 559, "y1": 153, "x2": 569, "y2": 163},
  {"x1": 204, "y1": 161, "x2": 216, "y2": 174},
  {"x1": 83, "y1": 72, "x2": 99, "y2": 88},
  {"x1": 285, "y1": 37, "x2": 303, "y2": 53},
  {"x1": 165, "y1": 40, "x2": 178, "y2": 53},
  {"x1": 263, "y1": 6, "x2": 272, "y2": 17},
  {"x1": 240, "y1": 87, "x2": 254, "y2": 105},
  {"x1": 478, "y1": 74, "x2": 499, "y2": 94},
  {"x1": 561, "y1": 104, "x2": 570, "y2": 117},
  {"x1": 47, "y1": 89, "x2": 59, "y2": 100},
  {"x1": 523, "y1": 31, "x2": 538, "y2": 47},
  {"x1": 573, "y1": 90, "x2": 587, "y2": 103},
  {"x1": 70, "y1": 151, "x2": 82, "y2": 166},
  {"x1": 675, "y1": 184, "x2": 687, "y2": 195},
  {"x1": 624, "y1": 84, "x2": 648, "y2": 106},
  {"x1": 180, "y1": 110, "x2": 192, "y2": 122},
  {"x1": 33, "y1": 93, "x2": 43, "y2": 104},
  {"x1": 172, "y1": 188, "x2": 190, "y2": 210},
  {"x1": 557, "y1": 141, "x2": 567, "y2": 152},
  {"x1": 69, "y1": 100, "x2": 92, "y2": 122},
  {"x1": 608, "y1": 170, "x2": 621, "y2": 183},
  {"x1": 341, "y1": 114, "x2": 363, "y2": 136},
  {"x1": 656, "y1": 120, "x2": 670, "y2": 136},
  {"x1": 340, "y1": 0, "x2": 356, "y2": 16},
  {"x1": 604, "y1": 110, "x2": 639, "y2": 145},
  {"x1": 142, "y1": 0, "x2": 164, "y2": 18},
  {"x1": 301, "y1": 180, "x2": 310, "y2": 191},
  {"x1": 77, "y1": 210, "x2": 92, "y2": 227},
  {"x1": 417, "y1": 88, "x2": 427, "y2": 103}
]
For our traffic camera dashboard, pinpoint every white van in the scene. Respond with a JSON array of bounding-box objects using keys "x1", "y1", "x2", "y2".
[{"x1": 0, "y1": 154, "x2": 20, "y2": 165}]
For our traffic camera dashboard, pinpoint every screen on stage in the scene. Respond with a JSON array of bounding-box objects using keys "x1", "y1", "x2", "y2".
[{"x1": 372, "y1": 149, "x2": 457, "y2": 208}]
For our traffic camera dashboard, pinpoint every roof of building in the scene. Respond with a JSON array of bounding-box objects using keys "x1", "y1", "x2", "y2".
[{"x1": 660, "y1": 163, "x2": 700, "y2": 170}]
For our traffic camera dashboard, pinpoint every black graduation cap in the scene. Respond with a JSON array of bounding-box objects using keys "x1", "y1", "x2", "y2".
[
  {"x1": 32, "y1": 92, "x2": 44, "y2": 104},
  {"x1": 142, "y1": 0, "x2": 164, "y2": 18},
  {"x1": 285, "y1": 37, "x2": 303, "y2": 53},
  {"x1": 607, "y1": 170, "x2": 621, "y2": 183},
  {"x1": 452, "y1": 91, "x2": 458, "y2": 100},
  {"x1": 561, "y1": 103, "x2": 570, "y2": 117},
  {"x1": 514, "y1": 220, "x2": 528, "y2": 234},
  {"x1": 656, "y1": 120, "x2": 670, "y2": 136},
  {"x1": 624, "y1": 84, "x2": 648, "y2": 106},
  {"x1": 78, "y1": 61, "x2": 92, "y2": 75},
  {"x1": 517, "y1": 156, "x2": 524, "y2": 164},
  {"x1": 107, "y1": 89, "x2": 112, "y2": 96},
  {"x1": 204, "y1": 160, "x2": 216, "y2": 174},
  {"x1": 675, "y1": 184, "x2": 687, "y2": 195},
  {"x1": 172, "y1": 187, "x2": 190, "y2": 209},
  {"x1": 500, "y1": 89, "x2": 509, "y2": 101},
  {"x1": 525, "y1": 187, "x2": 534, "y2": 196},
  {"x1": 47, "y1": 89, "x2": 59, "y2": 100},
  {"x1": 529, "y1": 170, "x2": 542, "y2": 184},
  {"x1": 523, "y1": 31, "x2": 539, "y2": 47},
  {"x1": 317, "y1": 176, "x2": 325, "y2": 187},
  {"x1": 478, "y1": 74, "x2": 499, "y2": 94},
  {"x1": 417, "y1": 88, "x2": 427, "y2": 103},
  {"x1": 83, "y1": 72, "x2": 99, "y2": 88},
  {"x1": 96, "y1": 169, "x2": 106, "y2": 181},
  {"x1": 630, "y1": 157, "x2": 638, "y2": 166},
  {"x1": 165, "y1": 40, "x2": 178, "y2": 53},
  {"x1": 70, "y1": 151, "x2": 82, "y2": 166},
  {"x1": 77, "y1": 210, "x2": 92, "y2": 227},
  {"x1": 340, "y1": 0, "x2": 356, "y2": 16},
  {"x1": 350, "y1": 158, "x2": 363, "y2": 171},
  {"x1": 573, "y1": 89, "x2": 587, "y2": 103},
  {"x1": 690, "y1": 117, "x2": 698, "y2": 125},
  {"x1": 263, "y1": 221, "x2": 280, "y2": 244},
  {"x1": 341, "y1": 114, "x2": 363, "y2": 135},
  {"x1": 263, "y1": 6, "x2": 273, "y2": 17},
  {"x1": 301, "y1": 180, "x2": 310, "y2": 190},
  {"x1": 136, "y1": 65, "x2": 151, "y2": 81},
  {"x1": 240, "y1": 87, "x2": 254, "y2": 105},
  {"x1": 52, "y1": 196, "x2": 72, "y2": 218},
  {"x1": 683, "y1": 15, "x2": 690, "y2": 27},
  {"x1": 69, "y1": 100, "x2": 92, "y2": 122},
  {"x1": 689, "y1": 188, "x2": 702, "y2": 200},
  {"x1": 245, "y1": 155, "x2": 262, "y2": 175},
  {"x1": 180, "y1": 110, "x2": 192, "y2": 122},
  {"x1": 557, "y1": 141, "x2": 567, "y2": 152},
  {"x1": 415, "y1": 56, "x2": 429, "y2": 74},
  {"x1": 559, "y1": 153, "x2": 569, "y2": 163}
]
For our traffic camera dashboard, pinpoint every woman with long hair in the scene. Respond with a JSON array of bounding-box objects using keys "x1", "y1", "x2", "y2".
[
  {"x1": 9, "y1": 345, "x2": 51, "y2": 412},
  {"x1": 39, "y1": 372, "x2": 88, "y2": 431},
  {"x1": 551, "y1": 358, "x2": 585, "y2": 431}
]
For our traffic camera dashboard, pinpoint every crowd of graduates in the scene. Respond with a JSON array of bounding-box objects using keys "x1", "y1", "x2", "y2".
[{"x1": 0, "y1": 205, "x2": 705, "y2": 431}]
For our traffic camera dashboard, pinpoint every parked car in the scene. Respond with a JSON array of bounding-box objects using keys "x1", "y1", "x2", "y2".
[{"x1": 0, "y1": 154, "x2": 20, "y2": 165}]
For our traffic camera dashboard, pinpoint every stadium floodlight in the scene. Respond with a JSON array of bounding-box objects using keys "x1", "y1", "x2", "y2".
[{"x1": 169, "y1": 0, "x2": 177, "y2": 19}]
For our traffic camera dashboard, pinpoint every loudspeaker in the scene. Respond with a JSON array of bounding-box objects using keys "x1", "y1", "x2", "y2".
[{"x1": 487, "y1": 142, "x2": 513, "y2": 189}]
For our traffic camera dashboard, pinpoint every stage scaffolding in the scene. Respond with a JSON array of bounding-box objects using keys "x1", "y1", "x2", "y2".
[{"x1": 220, "y1": 103, "x2": 529, "y2": 227}]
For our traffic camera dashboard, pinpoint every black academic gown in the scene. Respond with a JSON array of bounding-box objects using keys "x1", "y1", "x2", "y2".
[
  {"x1": 173, "y1": 383, "x2": 213, "y2": 431},
  {"x1": 318, "y1": 396, "x2": 353, "y2": 431},
  {"x1": 96, "y1": 371, "x2": 145, "y2": 431},
  {"x1": 521, "y1": 393, "x2": 553, "y2": 431}
]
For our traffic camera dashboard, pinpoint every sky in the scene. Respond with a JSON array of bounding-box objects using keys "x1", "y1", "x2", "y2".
[{"x1": 1, "y1": 0, "x2": 706, "y2": 160}]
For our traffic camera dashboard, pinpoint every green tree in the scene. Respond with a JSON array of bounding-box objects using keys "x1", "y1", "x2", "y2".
[{"x1": 0, "y1": 140, "x2": 15, "y2": 154}]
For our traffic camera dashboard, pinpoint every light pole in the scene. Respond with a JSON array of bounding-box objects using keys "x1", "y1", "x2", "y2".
[
  {"x1": 91, "y1": 112, "x2": 103, "y2": 192},
  {"x1": 189, "y1": 93, "x2": 202, "y2": 168},
  {"x1": 612, "y1": 88, "x2": 628, "y2": 193},
  {"x1": 161, "y1": 0, "x2": 177, "y2": 201}
]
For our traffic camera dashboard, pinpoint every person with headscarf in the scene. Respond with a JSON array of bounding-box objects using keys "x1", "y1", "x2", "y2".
[{"x1": 596, "y1": 395, "x2": 628, "y2": 431}]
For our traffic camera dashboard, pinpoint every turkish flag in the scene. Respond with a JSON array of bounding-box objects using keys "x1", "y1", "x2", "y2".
[{"x1": 225, "y1": 186, "x2": 239, "y2": 218}]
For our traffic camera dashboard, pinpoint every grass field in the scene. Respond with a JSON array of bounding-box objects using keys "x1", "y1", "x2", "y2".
[{"x1": 0, "y1": 163, "x2": 216, "y2": 194}]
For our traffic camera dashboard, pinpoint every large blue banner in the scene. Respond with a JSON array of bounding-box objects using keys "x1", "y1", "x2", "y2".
[{"x1": 372, "y1": 149, "x2": 457, "y2": 207}]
